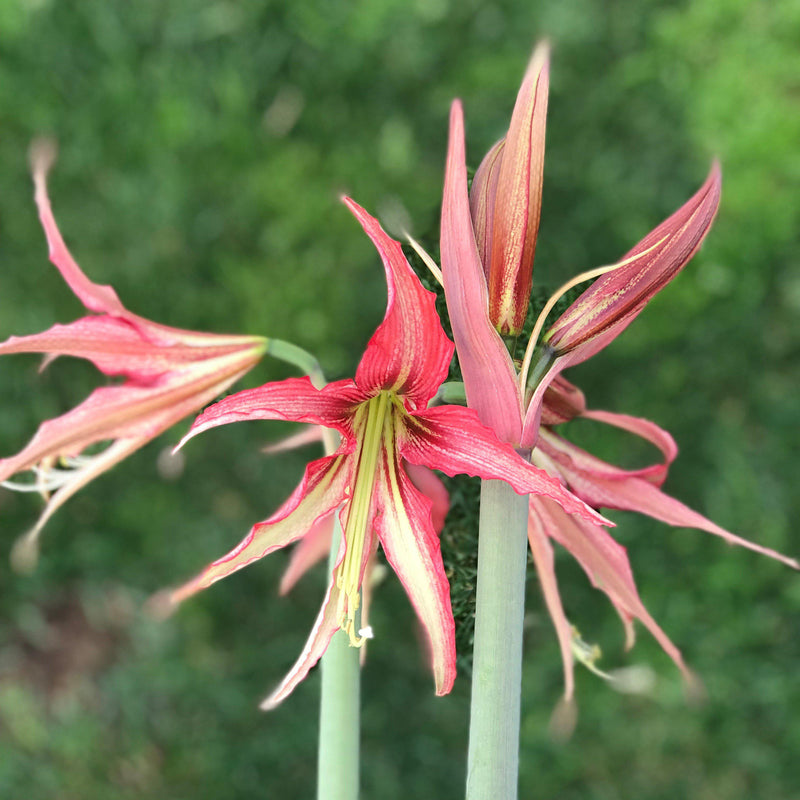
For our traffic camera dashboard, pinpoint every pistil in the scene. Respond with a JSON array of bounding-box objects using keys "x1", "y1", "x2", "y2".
[{"x1": 335, "y1": 390, "x2": 391, "y2": 646}]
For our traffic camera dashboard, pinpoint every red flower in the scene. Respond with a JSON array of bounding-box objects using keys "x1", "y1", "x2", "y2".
[
  {"x1": 0, "y1": 143, "x2": 266, "y2": 566},
  {"x1": 169, "y1": 199, "x2": 607, "y2": 708}
]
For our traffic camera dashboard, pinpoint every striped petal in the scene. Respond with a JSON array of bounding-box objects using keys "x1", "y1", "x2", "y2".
[
  {"x1": 344, "y1": 198, "x2": 453, "y2": 409},
  {"x1": 441, "y1": 101, "x2": 523, "y2": 445},
  {"x1": 260, "y1": 579, "x2": 343, "y2": 710},
  {"x1": 546, "y1": 163, "x2": 722, "y2": 363},
  {"x1": 398, "y1": 405, "x2": 610, "y2": 527},
  {"x1": 486, "y1": 42, "x2": 549, "y2": 336},
  {"x1": 374, "y1": 431, "x2": 456, "y2": 695},
  {"x1": 0, "y1": 353, "x2": 261, "y2": 483},
  {"x1": 170, "y1": 455, "x2": 352, "y2": 604},
  {"x1": 179, "y1": 376, "x2": 363, "y2": 451}
]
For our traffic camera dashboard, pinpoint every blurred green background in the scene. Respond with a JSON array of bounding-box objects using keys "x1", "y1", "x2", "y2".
[{"x1": 0, "y1": 0, "x2": 798, "y2": 797}]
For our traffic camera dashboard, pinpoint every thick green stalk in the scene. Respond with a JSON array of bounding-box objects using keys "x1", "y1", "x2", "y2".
[
  {"x1": 466, "y1": 479, "x2": 530, "y2": 800},
  {"x1": 317, "y1": 513, "x2": 360, "y2": 800}
]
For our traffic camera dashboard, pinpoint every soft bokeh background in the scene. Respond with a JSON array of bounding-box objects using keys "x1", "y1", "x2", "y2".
[{"x1": 0, "y1": 1, "x2": 798, "y2": 797}]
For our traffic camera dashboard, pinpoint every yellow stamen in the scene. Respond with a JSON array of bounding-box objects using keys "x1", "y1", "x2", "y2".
[{"x1": 335, "y1": 391, "x2": 392, "y2": 646}]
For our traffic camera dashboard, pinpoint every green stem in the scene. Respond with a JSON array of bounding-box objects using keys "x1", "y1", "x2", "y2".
[
  {"x1": 317, "y1": 513, "x2": 360, "y2": 800},
  {"x1": 466, "y1": 479, "x2": 530, "y2": 800}
]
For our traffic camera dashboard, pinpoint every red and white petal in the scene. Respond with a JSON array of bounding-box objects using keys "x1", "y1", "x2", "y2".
[
  {"x1": 399, "y1": 405, "x2": 610, "y2": 528},
  {"x1": 343, "y1": 198, "x2": 453, "y2": 408},
  {"x1": 170, "y1": 455, "x2": 352, "y2": 604},
  {"x1": 486, "y1": 42, "x2": 549, "y2": 336},
  {"x1": 279, "y1": 511, "x2": 335, "y2": 595},
  {"x1": 546, "y1": 164, "x2": 722, "y2": 362},
  {"x1": 568, "y1": 472, "x2": 799, "y2": 570},
  {"x1": 0, "y1": 316, "x2": 259, "y2": 381},
  {"x1": 404, "y1": 462, "x2": 450, "y2": 534},
  {"x1": 373, "y1": 441, "x2": 456, "y2": 695},
  {"x1": 180, "y1": 377, "x2": 363, "y2": 451},
  {"x1": 441, "y1": 101, "x2": 524, "y2": 445},
  {"x1": 0, "y1": 351, "x2": 264, "y2": 483},
  {"x1": 533, "y1": 497, "x2": 694, "y2": 683},
  {"x1": 528, "y1": 499, "x2": 575, "y2": 700},
  {"x1": 260, "y1": 579, "x2": 344, "y2": 710}
]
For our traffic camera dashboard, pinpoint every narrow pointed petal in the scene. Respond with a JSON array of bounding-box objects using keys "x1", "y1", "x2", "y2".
[
  {"x1": 179, "y1": 377, "x2": 363, "y2": 450},
  {"x1": 399, "y1": 405, "x2": 611, "y2": 527},
  {"x1": 374, "y1": 444, "x2": 456, "y2": 695},
  {"x1": 0, "y1": 316, "x2": 262, "y2": 381},
  {"x1": 171, "y1": 455, "x2": 352, "y2": 604},
  {"x1": 581, "y1": 409, "x2": 678, "y2": 485},
  {"x1": 546, "y1": 163, "x2": 722, "y2": 363},
  {"x1": 441, "y1": 101, "x2": 523, "y2": 444},
  {"x1": 571, "y1": 471, "x2": 799, "y2": 570},
  {"x1": 404, "y1": 462, "x2": 450, "y2": 534},
  {"x1": 279, "y1": 511, "x2": 335, "y2": 594},
  {"x1": 343, "y1": 198, "x2": 453, "y2": 408},
  {"x1": 469, "y1": 138, "x2": 505, "y2": 279},
  {"x1": 488, "y1": 42, "x2": 550, "y2": 335},
  {"x1": 31, "y1": 140, "x2": 127, "y2": 317},
  {"x1": 261, "y1": 579, "x2": 343, "y2": 710},
  {"x1": 533, "y1": 497, "x2": 694, "y2": 682},
  {"x1": 528, "y1": 500, "x2": 575, "y2": 700}
]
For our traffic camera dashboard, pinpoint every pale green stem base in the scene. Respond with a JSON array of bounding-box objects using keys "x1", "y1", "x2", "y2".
[
  {"x1": 466, "y1": 479, "x2": 530, "y2": 800},
  {"x1": 317, "y1": 515, "x2": 360, "y2": 800}
]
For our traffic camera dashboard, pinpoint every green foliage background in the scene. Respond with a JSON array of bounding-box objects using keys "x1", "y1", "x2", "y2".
[{"x1": 0, "y1": 1, "x2": 797, "y2": 797}]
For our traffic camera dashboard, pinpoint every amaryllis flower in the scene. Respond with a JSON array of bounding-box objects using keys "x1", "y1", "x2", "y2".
[
  {"x1": 168, "y1": 198, "x2": 609, "y2": 708},
  {"x1": 440, "y1": 44, "x2": 798, "y2": 697},
  {"x1": 0, "y1": 143, "x2": 267, "y2": 564}
]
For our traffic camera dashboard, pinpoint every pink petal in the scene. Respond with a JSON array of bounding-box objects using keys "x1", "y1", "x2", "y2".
[
  {"x1": 528, "y1": 500, "x2": 575, "y2": 700},
  {"x1": 179, "y1": 376, "x2": 363, "y2": 451},
  {"x1": 404, "y1": 462, "x2": 450, "y2": 534},
  {"x1": 398, "y1": 405, "x2": 611, "y2": 528},
  {"x1": 487, "y1": 42, "x2": 550, "y2": 336},
  {"x1": 533, "y1": 497, "x2": 693, "y2": 682},
  {"x1": 546, "y1": 163, "x2": 722, "y2": 363},
  {"x1": 537, "y1": 427, "x2": 670, "y2": 485},
  {"x1": 0, "y1": 354, "x2": 259, "y2": 483},
  {"x1": 469, "y1": 138, "x2": 504, "y2": 280},
  {"x1": 440, "y1": 101, "x2": 524, "y2": 445},
  {"x1": 343, "y1": 198, "x2": 454, "y2": 409},
  {"x1": 567, "y1": 470, "x2": 800, "y2": 571},
  {"x1": 31, "y1": 141, "x2": 127, "y2": 317},
  {"x1": 373, "y1": 446, "x2": 456, "y2": 695},
  {"x1": 540, "y1": 375, "x2": 587, "y2": 426},
  {"x1": 279, "y1": 511, "x2": 335, "y2": 595},
  {"x1": 171, "y1": 455, "x2": 352, "y2": 604},
  {"x1": 0, "y1": 316, "x2": 260, "y2": 381},
  {"x1": 581, "y1": 409, "x2": 678, "y2": 485},
  {"x1": 260, "y1": 579, "x2": 343, "y2": 710}
]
